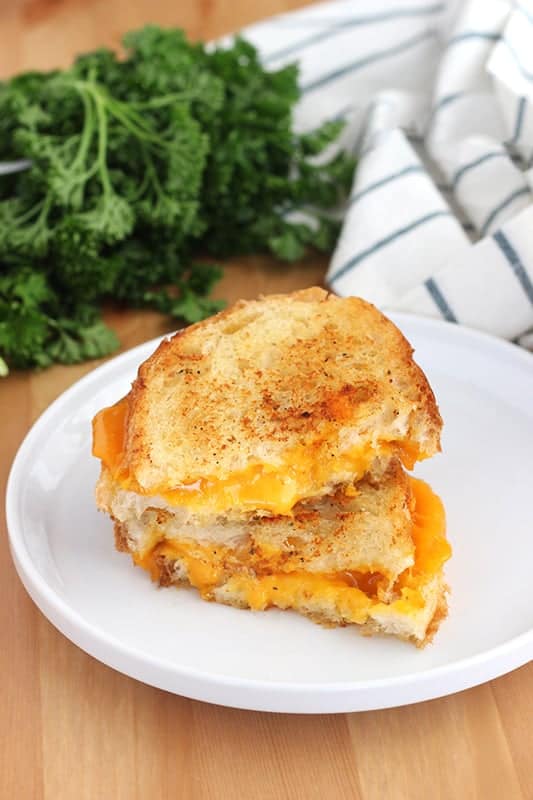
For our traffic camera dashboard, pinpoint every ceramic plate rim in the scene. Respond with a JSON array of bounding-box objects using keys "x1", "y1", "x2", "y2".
[{"x1": 6, "y1": 313, "x2": 533, "y2": 711}]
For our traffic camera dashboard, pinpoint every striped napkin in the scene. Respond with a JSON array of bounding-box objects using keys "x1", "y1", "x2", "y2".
[{"x1": 243, "y1": 0, "x2": 533, "y2": 347}]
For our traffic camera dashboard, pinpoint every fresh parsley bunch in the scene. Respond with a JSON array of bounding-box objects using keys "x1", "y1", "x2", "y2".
[{"x1": 0, "y1": 26, "x2": 355, "y2": 373}]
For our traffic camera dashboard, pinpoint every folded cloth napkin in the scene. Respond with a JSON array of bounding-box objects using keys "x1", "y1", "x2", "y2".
[{"x1": 243, "y1": 0, "x2": 533, "y2": 347}]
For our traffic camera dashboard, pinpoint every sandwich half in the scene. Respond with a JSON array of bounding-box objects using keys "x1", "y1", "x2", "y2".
[{"x1": 93, "y1": 288, "x2": 451, "y2": 646}]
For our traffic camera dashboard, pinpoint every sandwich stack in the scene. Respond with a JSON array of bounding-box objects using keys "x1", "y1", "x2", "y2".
[{"x1": 93, "y1": 288, "x2": 451, "y2": 646}]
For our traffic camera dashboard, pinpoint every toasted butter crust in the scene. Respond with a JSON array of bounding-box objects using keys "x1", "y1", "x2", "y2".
[{"x1": 121, "y1": 288, "x2": 442, "y2": 494}]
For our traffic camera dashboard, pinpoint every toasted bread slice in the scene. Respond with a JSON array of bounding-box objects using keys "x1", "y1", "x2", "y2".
[
  {"x1": 110, "y1": 464, "x2": 450, "y2": 645},
  {"x1": 93, "y1": 288, "x2": 442, "y2": 516}
]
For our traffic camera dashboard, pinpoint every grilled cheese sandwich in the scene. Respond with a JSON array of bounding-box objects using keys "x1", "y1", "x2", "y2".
[{"x1": 94, "y1": 288, "x2": 450, "y2": 646}]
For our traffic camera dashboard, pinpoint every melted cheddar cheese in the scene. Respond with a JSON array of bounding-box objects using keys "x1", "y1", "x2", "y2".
[
  {"x1": 93, "y1": 397, "x2": 423, "y2": 515},
  {"x1": 135, "y1": 540, "x2": 226, "y2": 588},
  {"x1": 132, "y1": 477, "x2": 450, "y2": 622},
  {"x1": 225, "y1": 572, "x2": 374, "y2": 622},
  {"x1": 409, "y1": 477, "x2": 450, "y2": 575}
]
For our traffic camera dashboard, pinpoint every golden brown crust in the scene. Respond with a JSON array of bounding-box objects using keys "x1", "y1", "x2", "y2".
[
  {"x1": 119, "y1": 288, "x2": 441, "y2": 494},
  {"x1": 420, "y1": 585, "x2": 449, "y2": 646},
  {"x1": 113, "y1": 521, "x2": 130, "y2": 552}
]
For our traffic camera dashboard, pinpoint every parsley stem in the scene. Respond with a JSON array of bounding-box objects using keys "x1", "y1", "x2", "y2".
[
  {"x1": 12, "y1": 199, "x2": 44, "y2": 226},
  {"x1": 90, "y1": 86, "x2": 112, "y2": 198},
  {"x1": 105, "y1": 101, "x2": 169, "y2": 147},
  {"x1": 70, "y1": 76, "x2": 172, "y2": 148},
  {"x1": 129, "y1": 162, "x2": 151, "y2": 202},
  {"x1": 128, "y1": 92, "x2": 190, "y2": 109},
  {"x1": 69, "y1": 86, "x2": 96, "y2": 176},
  {"x1": 34, "y1": 195, "x2": 53, "y2": 232}
]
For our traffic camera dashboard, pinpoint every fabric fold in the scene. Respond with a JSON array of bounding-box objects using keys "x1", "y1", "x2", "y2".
[
  {"x1": 327, "y1": 129, "x2": 469, "y2": 305},
  {"x1": 243, "y1": 0, "x2": 533, "y2": 345}
]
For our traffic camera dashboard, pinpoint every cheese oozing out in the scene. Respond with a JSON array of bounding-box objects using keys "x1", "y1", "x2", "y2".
[
  {"x1": 130, "y1": 477, "x2": 451, "y2": 623},
  {"x1": 93, "y1": 397, "x2": 425, "y2": 516}
]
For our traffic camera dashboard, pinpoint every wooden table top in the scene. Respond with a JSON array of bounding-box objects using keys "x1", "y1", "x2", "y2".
[{"x1": 1, "y1": 2, "x2": 532, "y2": 798}]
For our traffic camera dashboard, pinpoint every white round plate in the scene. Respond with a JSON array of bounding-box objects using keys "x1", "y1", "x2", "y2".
[{"x1": 6, "y1": 314, "x2": 533, "y2": 713}]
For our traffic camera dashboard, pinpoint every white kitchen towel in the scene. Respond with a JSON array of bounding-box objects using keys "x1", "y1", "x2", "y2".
[{"x1": 242, "y1": 0, "x2": 533, "y2": 346}]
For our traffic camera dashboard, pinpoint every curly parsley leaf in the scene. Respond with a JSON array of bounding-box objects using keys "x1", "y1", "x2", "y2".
[{"x1": 0, "y1": 268, "x2": 119, "y2": 369}]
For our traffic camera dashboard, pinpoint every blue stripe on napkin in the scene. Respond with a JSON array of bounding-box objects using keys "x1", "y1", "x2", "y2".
[
  {"x1": 508, "y1": 97, "x2": 527, "y2": 145},
  {"x1": 479, "y1": 187, "x2": 530, "y2": 237},
  {"x1": 263, "y1": 3, "x2": 445, "y2": 63},
  {"x1": 451, "y1": 151, "x2": 506, "y2": 189},
  {"x1": 493, "y1": 231, "x2": 533, "y2": 304},
  {"x1": 348, "y1": 164, "x2": 424, "y2": 206},
  {"x1": 427, "y1": 91, "x2": 465, "y2": 126},
  {"x1": 447, "y1": 31, "x2": 500, "y2": 47},
  {"x1": 330, "y1": 210, "x2": 451, "y2": 283},
  {"x1": 301, "y1": 29, "x2": 436, "y2": 93},
  {"x1": 424, "y1": 277, "x2": 458, "y2": 321}
]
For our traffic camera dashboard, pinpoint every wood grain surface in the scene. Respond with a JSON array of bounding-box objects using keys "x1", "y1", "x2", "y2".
[{"x1": 1, "y1": 2, "x2": 531, "y2": 799}]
